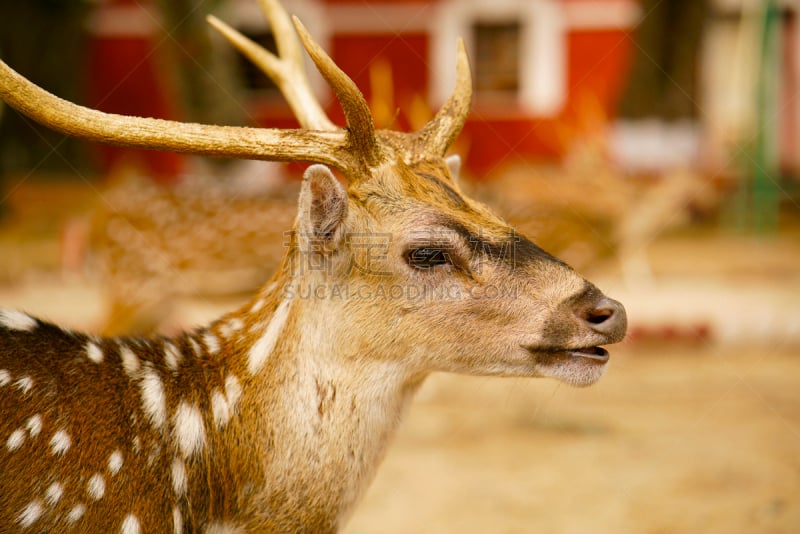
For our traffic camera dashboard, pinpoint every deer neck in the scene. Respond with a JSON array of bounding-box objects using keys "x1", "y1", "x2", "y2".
[{"x1": 203, "y1": 272, "x2": 425, "y2": 530}]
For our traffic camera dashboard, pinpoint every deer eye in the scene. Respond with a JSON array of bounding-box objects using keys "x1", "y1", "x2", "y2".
[{"x1": 405, "y1": 247, "x2": 450, "y2": 270}]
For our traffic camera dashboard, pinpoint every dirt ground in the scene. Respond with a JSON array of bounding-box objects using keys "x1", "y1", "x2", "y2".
[
  {"x1": 344, "y1": 345, "x2": 800, "y2": 533},
  {"x1": 0, "y1": 179, "x2": 798, "y2": 533}
]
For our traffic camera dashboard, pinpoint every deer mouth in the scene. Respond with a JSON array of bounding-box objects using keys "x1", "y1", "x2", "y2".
[
  {"x1": 525, "y1": 345, "x2": 610, "y2": 364},
  {"x1": 565, "y1": 346, "x2": 609, "y2": 362}
]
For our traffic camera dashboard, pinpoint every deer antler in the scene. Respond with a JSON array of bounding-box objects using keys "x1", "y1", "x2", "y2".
[
  {"x1": 0, "y1": 59, "x2": 357, "y2": 171},
  {"x1": 414, "y1": 39, "x2": 472, "y2": 158},
  {"x1": 291, "y1": 17, "x2": 381, "y2": 168},
  {"x1": 206, "y1": 0, "x2": 335, "y2": 131},
  {"x1": 208, "y1": 1, "x2": 381, "y2": 168},
  {"x1": 0, "y1": 2, "x2": 469, "y2": 178}
]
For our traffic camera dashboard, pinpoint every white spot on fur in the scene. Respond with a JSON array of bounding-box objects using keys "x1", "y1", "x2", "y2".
[
  {"x1": 120, "y1": 345, "x2": 140, "y2": 377},
  {"x1": 109, "y1": 450, "x2": 124, "y2": 475},
  {"x1": 212, "y1": 375, "x2": 242, "y2": 429},
  {"x1": 67, "y1": 504, "x2": 86, "y2": 523},
  {"x1": 132, "y1": 436, "x2": 142, "y2": 453},
  {"x1": 16, "y1": 499, "x2": 43, "y2": 527},
  {"x1": 211, "y1": 389, "x2": 230, "y2": 429},
  {"x1": 121, "y1": 514, "x2": 140, "y2": 534},
  {"x1": 173, "y1": 402, "x2": 206, "y2": 458},
  {"x1": 218, "y1": 323, "x2": 232, "y2": 339},
  {"x1": 204, "y1": 521, "x2": 246, "y2": 534},
  {"x1": 87, "y1": 473, "x2": 105, "y2": 500},
  {"x1": 140, "y1": 366, "x2": 167, "y2": 430},
  {"x1": 86, "y1": 341, "x2": 104, "y2": 363},
  {"x1": 0, "y1": 310, "x2": 37, "y2": 331},
  {"x1": 188, "y1": 337, "x2": 201, "y2": 357},
  {"x1": 15, "y1": 376, "x2": 33, "y2": 394},
  {"x1": 25, "y1": 414, "x2": 42, "y2": 438},
  {"x1": 250, "y1": 298, "x2": 265, "y2": 313},
  {"x1": 0, "y1": 369, "x2": 10, "y2": 386},
  {"x1": 171, "y1": 457, "x2": 187, "y2": 496},
  {"x1": 50, "y1": 429, "x2": 71, "y2": 455},
  {"x1": 164, "y1": 342, "x2": 181, "y2": 370},
  {"x1": 203, "y1": 333, "x2": 220, "y2": 355},
  {"x1": 7, "y1": 428, "x2": 25, "y2": 451},
  {"x1": 225, "y1": 375, "x2": 242, "y2": 411},
  {"x1": 173, "y1": 507, "x2": 183, "y2": 534},
  {"x1": 248, "y1": 297, "x2": 292, "y2": 374},
  {"x1": 45, "y1": 482, "x2": 63, "y2": 504}
]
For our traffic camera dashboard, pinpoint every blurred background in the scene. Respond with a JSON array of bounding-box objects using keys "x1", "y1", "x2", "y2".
[{"x1": 0, "y1": 0, "x2": 798, "y2": 531}]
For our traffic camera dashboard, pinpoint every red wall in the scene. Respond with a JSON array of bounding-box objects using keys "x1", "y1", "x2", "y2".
[
  {"x1": 462, "y1": 29, "x2": 633, "y2": 176},
  {"x1": 327, "y1": 33, "x2": 430, "y2": 132}
]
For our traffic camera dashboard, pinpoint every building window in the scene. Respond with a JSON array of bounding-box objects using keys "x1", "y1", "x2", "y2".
[
  {"x1": 472, "y1": 21, "x2": 521, "y2": 99},
  {"x1": 235, "y1": 29, "x2": 280, "y2": 95}
]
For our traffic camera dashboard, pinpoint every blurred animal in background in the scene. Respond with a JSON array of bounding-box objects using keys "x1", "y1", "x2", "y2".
[{"x1": 64, "y1": 160, "x2": 297, "y2": 335}]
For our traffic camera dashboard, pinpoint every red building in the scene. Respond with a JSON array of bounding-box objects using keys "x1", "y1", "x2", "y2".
[{"x1": 87, "y1": 0, "x2": 639, "y2": 178}]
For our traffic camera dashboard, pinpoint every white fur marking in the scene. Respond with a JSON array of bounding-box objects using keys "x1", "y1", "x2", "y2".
[
  {"x1": 248, "y1": 297, "x2": 292, "y2": 374},
  {"x1": 225, "y1": 375, "x2": 242, "y2": 411},
  {"x1": 26, "y1": 414, "x2": 42, "y2": 438},
  {"x1": 211, "y1": 375, "x2": 242, "y2": 429},
  {"x1": 164, "y1": 342, "x2": 181, "y2": 370},
  {"x1": 140, "y1": 366, "x2": 167, "y2": 430},
  {"x1": 120, "y1": 345, "x2": 140, "y2": 377},
  {"x1": 173, "y1": 507, "x2": 184, "y2": 534},
  {"x1": 211, "y1": 389, "x2": 230, "y2": 429},
  {"x1": 171, "y1": 457, "x2": 188, "y2": 496},
  {"x1": 6, "y1": 428, "x2": 25, "y2": 451},
  {"x1": 204, "y1": 521, "x2": 246, "y2": 534},
  {"x1": 0, "y1": 310, "x2": 37, "y2": 331},
  {"x1": 188, "y1": 337, "x2": 202, "y2": 357},
  {"x1": 50, "y1": 429, "x2": 71, "y2": 455},
  {"x1": 45, "y1": 482, "x2": 64, "y2": 504},
  {"x1": 109, "y1": 450, "x2": 124, "y2": 475},
  {"x1": 67, "y1": 504, "x2": 86, "y2": 523},
  {"x1": 133, "y1": 436, "x2": 142, "y2": 453},
  {"x1": 250, "y1": 299, "x2": 265, "y2": 313},
  {"x1": 16, "y1": 500, "x2": 43, "y2": 527},
  {"x1": 15, "y1": 376, "x2": 33, "y2": 394},
  {"x1": 0, "y1": 369, "x2": 10, "y2": 386},
  {"x1": 173, "y1": 402, "x2": 206, "y2": 458},
  {"x1": 121, "y1": 514, "x2": 140, "y2": 534},
  {"x1": 87, "y1": 473, "x2": 105, "y2": 500},
  {"x1": 203, "y1": 333, "x2": 220, "y2": 355},
  {"x1": 86, "y1": 341, "x2": 104, "y2": 363}
]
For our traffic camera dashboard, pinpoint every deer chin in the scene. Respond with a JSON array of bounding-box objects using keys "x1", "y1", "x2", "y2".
[{"x1": 524, "y1": 345, "x2": 611, "y2": 387}]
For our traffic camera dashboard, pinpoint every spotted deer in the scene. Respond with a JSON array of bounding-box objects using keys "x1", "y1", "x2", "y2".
[
  {"x1": 82, "y1": 166, "x2": 298, "y2": 335},
  {"x1": 0, "y1": 0, "x2": 627, "y2": 532}
]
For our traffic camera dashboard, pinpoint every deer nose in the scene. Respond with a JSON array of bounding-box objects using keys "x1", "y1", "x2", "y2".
[{"x1": 577, "y1": 297, "x2": 627, "y2": 340}]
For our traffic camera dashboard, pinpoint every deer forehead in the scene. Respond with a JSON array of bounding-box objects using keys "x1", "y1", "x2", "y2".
[{"x1": 347, "y1": 162, "x2": 509, "y2": 242}]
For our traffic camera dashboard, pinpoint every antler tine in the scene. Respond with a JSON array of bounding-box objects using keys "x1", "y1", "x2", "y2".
[
  {"x1": 206, "y1": 0, "x2": 335, "y2": 131},
  {"x1": 416, "y1": 38, "x2": 472, "y2": 157},
  {"x1": 291, "y1": 16, "x2": 381, "y2": 169},
  {"x1": 0, "y1": 59, "x2": 356, "y2": 171}
]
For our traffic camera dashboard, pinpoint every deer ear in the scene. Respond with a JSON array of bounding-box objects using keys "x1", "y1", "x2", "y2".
[
  {"x1": 445, "y1": 154, "x2": 461, "y2": 183},
  {"x1": 297, "y1": 164, "x2": 348, "y2": 242}
]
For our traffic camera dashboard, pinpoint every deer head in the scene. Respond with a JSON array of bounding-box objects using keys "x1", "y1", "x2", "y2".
[{"x1": 0, "y1": 0, "x2": 626, "y2": 531}]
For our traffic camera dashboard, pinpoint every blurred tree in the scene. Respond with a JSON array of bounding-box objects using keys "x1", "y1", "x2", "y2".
[
  {"x1": 153, "y1": 0, "x2": 245, "y2": 130},
  {"x1": 0, "y1": 0, "x2": 92, "y2": 191},
  {"x1": 620, "y1": 0, "x2": 710, "y2": 120}
]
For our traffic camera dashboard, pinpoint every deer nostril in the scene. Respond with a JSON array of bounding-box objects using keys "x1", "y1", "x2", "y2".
[
  {"x1": 585, "y1": 308, "x2": 613, "y2": 324},
  {"x1": 577, "y1": 297, "x2": 627, "y2": 338}
]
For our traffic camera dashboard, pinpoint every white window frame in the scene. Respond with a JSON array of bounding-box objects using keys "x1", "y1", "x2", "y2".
[{"x1": 432, "y1": 0, "x2": 566, "y2": 116}]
